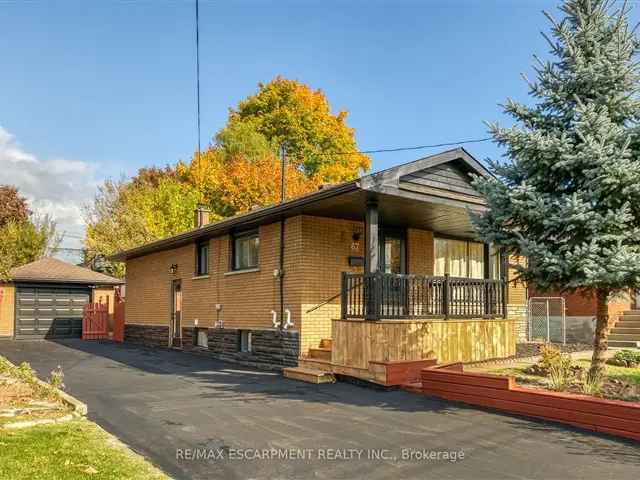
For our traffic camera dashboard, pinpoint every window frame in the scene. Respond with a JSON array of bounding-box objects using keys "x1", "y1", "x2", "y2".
[
  {"x1": 195, "y1": 239, "x2": 209, "y2": 277},
  {"x1": 239, "y1": 330, "x2": 252, "y2": 353},
  {"x1": 434, "y1": 236, "x2": 487, "y2": 279},
  {"x1": 231, "y1": 230, "x2": 259, "y2": 271}
]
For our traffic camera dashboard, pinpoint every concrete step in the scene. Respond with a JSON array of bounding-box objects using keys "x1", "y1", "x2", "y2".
[
  {"x1": 608, "y1": 340, "x2": 640, "y2": 349},
  {"x1": 619, "y1": 315, "x2": 640, "y2": 321},
  {"x1": 610, "y1": 327, "x2": 640, "y2": 335},
  {"x1": 622, "y1": 310, "x2": 640, "y2": 315},
  {"x1": 283, "y1": 367, "x2": 335, "y2": 384},
  {"x1": 615, "y1": 317, "x2": 640, "y2": 328},
  {"x1": 319, "y1": 338, "x2": 333, "y2": 349},
  {"x1": 609, "y1": 333, "x2": 640, "y2": 342},
  {"x1": 308, "y1": 347, "x2": 332, "y2": 361}
]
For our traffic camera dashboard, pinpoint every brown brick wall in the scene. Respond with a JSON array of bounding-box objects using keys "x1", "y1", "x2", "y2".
[
  {"x1": 125, "y1": 217, "x2": 304, "y2": 333},
  {"x1": 298, "y1": 216, "x2": 365, "y2": 354}
]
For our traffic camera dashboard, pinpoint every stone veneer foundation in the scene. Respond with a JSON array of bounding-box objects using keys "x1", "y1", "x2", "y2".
[
  {"x1": 124, "y1": 324, "x2": 169, "y2": 348},
  {"x1": 124, "y1": 324, "x2": 299, "y2": 371}
]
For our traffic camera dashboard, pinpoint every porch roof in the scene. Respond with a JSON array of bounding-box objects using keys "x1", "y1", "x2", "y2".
[{"x1": 111, "y1": 148, "x2": 491, "y2": 261}]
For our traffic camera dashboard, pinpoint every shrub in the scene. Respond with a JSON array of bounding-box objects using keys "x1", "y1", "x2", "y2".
[
  {"x1": 524, "y1": 344, "x2": 563, "y2": 376},
  {"x1": 607, "y1": 350, "x2": 640, "y2": 368},
  {"x1": 48, "y1": 366, "x2": 65, "y2": 390},
  {"x1": 547, "y1": 352, "x2": 573, "y2": 391},
  {"x1": 581, "y1": 370, "x2": 603, "y2": 396}
]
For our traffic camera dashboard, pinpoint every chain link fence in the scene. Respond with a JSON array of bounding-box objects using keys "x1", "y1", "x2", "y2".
[{"x1": 528, "y1": 297, "x2": 566, "y2": 344}]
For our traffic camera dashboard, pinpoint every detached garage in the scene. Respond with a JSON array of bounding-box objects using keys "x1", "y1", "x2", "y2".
[{"x1": 0, "y1": 257, "x2": 123, "y2": 340}]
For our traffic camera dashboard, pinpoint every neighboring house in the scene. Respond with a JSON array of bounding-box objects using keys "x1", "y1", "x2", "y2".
[
  {"x1": 0, "y1": 257, "x2": 123, "y2": 340},
  {"x1": 112, "y1": 148, "x2": 528, "y2": 377}
]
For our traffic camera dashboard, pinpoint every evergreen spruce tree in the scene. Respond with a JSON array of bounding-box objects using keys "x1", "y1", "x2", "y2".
[{"x1": 473, "y1": 0, "x2": 640, "y2": 378}]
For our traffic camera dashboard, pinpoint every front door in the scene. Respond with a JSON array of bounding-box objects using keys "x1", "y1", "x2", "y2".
[
  {"x1": 380, "y1": 229, "x2": 407, "y2": 316},
  {"x1": 171, "y1": 280, "x2": 182, "y2": 348}
]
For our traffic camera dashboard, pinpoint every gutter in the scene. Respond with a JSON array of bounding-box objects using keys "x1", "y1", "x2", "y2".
[{"x1": 110, "y1": 180, "x2": 360, "y2": 262}]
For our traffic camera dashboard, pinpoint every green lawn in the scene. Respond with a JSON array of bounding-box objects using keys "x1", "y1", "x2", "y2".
[
  {"x1": 574, "y1": 359, "x2": 640, "y2": 385},
  {"x1": 0, "y1": 420, "x2": 169, "y2": 480}
]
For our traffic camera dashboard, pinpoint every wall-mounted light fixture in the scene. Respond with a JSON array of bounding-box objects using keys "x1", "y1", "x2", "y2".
[
  {"x1": 351, "y1": 232, "x2": 362, "y2": 252},
  {"x1": 169, "y1": 264, "x2": 178, "y2": 275}
]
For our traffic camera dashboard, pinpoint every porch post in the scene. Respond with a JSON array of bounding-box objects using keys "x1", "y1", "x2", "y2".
[{"x1": 365, "y1": 198, "x2": 379, "y2": 274}]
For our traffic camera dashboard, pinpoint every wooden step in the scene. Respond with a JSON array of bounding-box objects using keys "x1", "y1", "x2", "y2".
[
  {"x1": 298, "y1": 357, "x2": 334, "y2": 373},
  {"x1": 283, "y1": 367, "x2": 335, "y2": 384},
  {"x1": 308, "y1": 347, "x2": 332, "y2": 361},
  {"x1": 319, "y1": 338, "x2": 333, "y2": 349}
]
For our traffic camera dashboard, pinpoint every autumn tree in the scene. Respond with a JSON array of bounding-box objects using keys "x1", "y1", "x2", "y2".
[
  {"x1": 0, "y1": 185, "x2": 29, "y2": 227},
  {"x1": 0, "y1": 215, "x2": 60, "y2": 281},
  {"x1": 218, "y1": 76, "x2": 370, "y2": 183},
  {"x1": 472, "y1": 0, "x2": 640, "y2": 380},
  {"x1": 84, "y1": 175, "x2": 202, "y2": 277}
]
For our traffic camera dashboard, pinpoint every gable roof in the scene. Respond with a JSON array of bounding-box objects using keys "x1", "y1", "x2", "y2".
[
  {"x1": 9, "y1": 257, "x2": 124, "y2": 285},
  {"x1": 111, "y1": 148, "x2": 491, "y2": 261}
]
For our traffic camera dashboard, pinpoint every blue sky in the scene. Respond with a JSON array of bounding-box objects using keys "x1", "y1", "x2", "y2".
[{"x1": 1, "y1": 0, "x2": 638, "y2": 256}]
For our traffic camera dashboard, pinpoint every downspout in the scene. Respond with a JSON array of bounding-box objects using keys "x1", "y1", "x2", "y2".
[{"x1": 278, "y1": 143, "x2": 287, "y2": 330}]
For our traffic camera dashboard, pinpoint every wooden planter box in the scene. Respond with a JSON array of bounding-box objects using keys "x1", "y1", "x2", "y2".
[{"x1": 421, "y1": 363, "x2": 640, "y2": 442}]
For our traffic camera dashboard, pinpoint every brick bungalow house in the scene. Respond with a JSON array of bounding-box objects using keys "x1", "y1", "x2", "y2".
[{"x1": 111, "y1": 148, "x2": 527, "y2": 378}]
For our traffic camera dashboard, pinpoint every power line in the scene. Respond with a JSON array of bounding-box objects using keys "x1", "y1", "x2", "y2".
[
  {"x1": 319, "y1": 137, "x2": 492, "y2": 156},
  {"x1": 195, "y1": 0, "x2": 202, "y2": 165}
]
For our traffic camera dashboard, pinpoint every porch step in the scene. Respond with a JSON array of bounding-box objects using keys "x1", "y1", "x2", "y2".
[
  {"x1": 308, "y1": 347, "x2": 332, "y2": 361},
  {"x1": 614, "y1": 320, "x2": 640, "y2": 328},
  {"x1": 298, "y1": 357, "x2": 334, "y2": 373},
  {"x1": 619, "y1": 315, "x2": 640, "y2": 321},
  {"x1": 608, "y1": 340, "x2": 640, "y2": 349},
  {"x1": 283, "y1": 367, "x2": 335, "y2": 384},
  {"x1": 608, "y1": 333, "x2": 640, "y2": 342},
  {"x1": 319, "y1": 338, "x2": 333, "y2": 349},
  {"x1": 610, "y1": 327, "x2": 640, "y2": 335},
  {"x1": 622, "y1": 310, "x2": 640, "y2": 315}
]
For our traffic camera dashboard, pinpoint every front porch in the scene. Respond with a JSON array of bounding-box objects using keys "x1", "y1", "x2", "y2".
[{"x1": 286, "y1": 149, "x2": 521, "y2": 384}]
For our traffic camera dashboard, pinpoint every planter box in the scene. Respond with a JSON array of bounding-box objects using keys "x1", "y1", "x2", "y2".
[{"x1": 421, "y1": 363, "x2": 640, "y2": 442}]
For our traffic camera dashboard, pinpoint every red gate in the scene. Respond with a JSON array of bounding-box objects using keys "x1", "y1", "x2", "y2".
[
  {"x1": 82, "y1": 303, "x2": 109, "y2": 340},
  {"x1": 112, "y1": 288, "x2": 125, "y2": 342}
]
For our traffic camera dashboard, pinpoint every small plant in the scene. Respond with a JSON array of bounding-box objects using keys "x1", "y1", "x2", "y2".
[
  {"x1": 547, "y1": 352, "x2": 573, "y2": 391},
  {"x1": 48, "y1": 366, "x2": 65, "y2": 390},
  {"x1": 524, "y1": 344, "x2": 563, "y2": 376},
  {"x1": 581, "y1": 370, "x2": 603, "y2": 396},
  {"x1": 607, "y1": 350, "x2": 640, "y2": 368}
]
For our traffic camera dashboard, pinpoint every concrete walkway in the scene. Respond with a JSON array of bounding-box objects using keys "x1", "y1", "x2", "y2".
[{"x1": 1, "y1": 340, "x2": 638, "y2": 480}]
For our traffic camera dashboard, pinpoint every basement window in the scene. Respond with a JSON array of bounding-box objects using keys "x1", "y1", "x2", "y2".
[
  {"x1": 196, "y1": 328, "x2": 208, "y2": 348},
  {"x1": 239, "y1": 330, "x2": 252, "y2": 353}
]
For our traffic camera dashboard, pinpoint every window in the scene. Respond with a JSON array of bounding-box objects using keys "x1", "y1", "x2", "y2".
[
  {"x1": 434, "y1": 238, "x2": 485, "y2": 279},
  {"x1": 232, "y1": 231, "x2": 259, "y2": 270},
  {"x1": 196, "y1": 240, "x2": 209, "y2": 276},
  {"x1": 239, "y1": 330, "x2": 252, "y2": 353},
  {"x1": 196, "y1": 328, "x2": 208, "y2": 348}
]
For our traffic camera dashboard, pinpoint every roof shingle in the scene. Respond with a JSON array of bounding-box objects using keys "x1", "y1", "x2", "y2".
[{"x1": 9, "y1": 257, "x2": 123, "y2": 285}]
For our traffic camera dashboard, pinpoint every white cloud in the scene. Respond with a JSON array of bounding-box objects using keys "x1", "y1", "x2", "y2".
[{"x1": 0, "y1": 126, "x2": 100, "y2": 254}]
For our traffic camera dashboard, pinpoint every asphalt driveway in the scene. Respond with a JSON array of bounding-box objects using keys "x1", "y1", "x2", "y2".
[{"x1": 0, "y1": 340, "x2": 638, "y2": 480}]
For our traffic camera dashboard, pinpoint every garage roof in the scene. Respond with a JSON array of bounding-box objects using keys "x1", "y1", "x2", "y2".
[{"x1": 9, "y1": 257, "x2": 124, "y2": 286}]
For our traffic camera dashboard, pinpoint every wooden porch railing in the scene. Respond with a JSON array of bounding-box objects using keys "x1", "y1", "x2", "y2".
[{"x1": 340, "y1": 272, "x2": 507, "y2": 320}]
